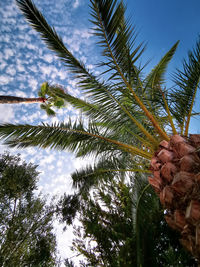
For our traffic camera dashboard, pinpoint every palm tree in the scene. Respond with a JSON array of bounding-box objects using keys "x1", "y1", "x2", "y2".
[
  {"x1": 0, "y1": 0, "x2": 200, "y2": 261},
  {"x1": 0, "y1": 82, "x2": 65, "y2": 116},
  {"x1": 0, "y1": 95, "x2": 46, "y2": 104}
]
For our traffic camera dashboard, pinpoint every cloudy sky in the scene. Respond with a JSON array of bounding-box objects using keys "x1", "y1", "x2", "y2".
[{"x1": 1, "y1": 0, "x2": 200, "y2": 265}]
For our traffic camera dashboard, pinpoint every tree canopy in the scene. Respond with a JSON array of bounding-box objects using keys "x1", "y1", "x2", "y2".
[
  {"x1": 0, "y1": 152, "x2": 58, "y2": 266},
  {"x1": 63, "y1": 175, "x2": 195, "y2": 266}
]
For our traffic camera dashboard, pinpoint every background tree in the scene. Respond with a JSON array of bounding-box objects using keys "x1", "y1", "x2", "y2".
[
  {"x1": 0, "y1": 0, "x2": 200, "y2": 260},
  {"x1": 0, "y1": 152, "x2": 58, "y2": 266},
  {"x1": 62, "y1": 174, "x2": 195, "y2": 266}
]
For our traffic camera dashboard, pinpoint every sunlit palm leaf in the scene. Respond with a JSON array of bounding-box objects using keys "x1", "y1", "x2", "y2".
[
  {"x1": 16, "y1": 0, "x2": 159, "y2": 147},
  {"x1": 51, "y1": 87, "x2": 159, "y2": 147},
  {"x1": 0, "y1": 122, "x2": 152, "y2": 159},
  {"x1": 143, "y1": 42, "x2": 179, "y2": 133},
  {"x1": 90, "y1": 0, "x2": 145, "y2": 82},
  {"x1": 170, "y1": 38, "x2": 200, "y2": 134},
  {"x1": 145, "y1": 41, "x2": 179, "y2": 91}
]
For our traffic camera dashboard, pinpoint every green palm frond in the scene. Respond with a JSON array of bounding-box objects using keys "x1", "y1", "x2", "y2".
[
  {"x1": 72, "y1": 161, "x2": 117, "y2": 194},
  {"x1": 131, "y1": 174, "x2": 161, "y2": 267},
  {"x1": 16, "y1": 1, "x2": 160, "y2": 139},
  {"x1": 15, "y1": 0, "x2": 124, "y2": 104},
  {"x1": 51, "y1": 87, "x2": 98, "y2": 114},
  {"x1": 0, "y1": 122, "x2": 152, "y2": 159},
  {"x1": 72, "y1": 154, "x2": 150, "y2": 194},
  {"x1": 2, "y1": 0, "x2": 198, "y2": 202},
  {"x1": 145, "y1": 41, "x2": 179, "y2": 91},
  {"x1": 170, "y1": 37, "x2": 200, "y2": 134},
  {"x1": 90, "y1": 0, "x2": 169, "y2": 140},
  {"x1": 16, "y1": 0, "x2": 169, "y2": 141},
  {"x1": 90, "y1": 0, "x2": 145, "y2": 82},
  {"x1": 51, "y1": 87, "x2": 159, "y2": 148},
  {"x1": 141, "y1": 42, "x2": 179, "y2": 135}
]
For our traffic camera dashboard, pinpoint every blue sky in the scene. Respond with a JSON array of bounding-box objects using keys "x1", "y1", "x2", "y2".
[
  {"x1": 129, "y1": 0, "x2": 200, "y2": 60},
  {"x1": 0, "y1": 0, "x2": 200, "y2": 265}
]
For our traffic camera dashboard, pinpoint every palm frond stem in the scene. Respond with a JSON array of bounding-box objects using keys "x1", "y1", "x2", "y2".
[
  {"x1": 160, "y1": 89, "x2": 177, "y2": 135},
  {"x1": 62, "y1": 126, "x2": 153, "y2": 158},
  {"x1": 184, "y1": 76, "x2": 200, "y2": 136},
  {"x1": 125, "y1": 129, "x2": 155, "y2": 151},
  {"x1": 111, "y1": 95, "x2": 158, "y2": 146}
]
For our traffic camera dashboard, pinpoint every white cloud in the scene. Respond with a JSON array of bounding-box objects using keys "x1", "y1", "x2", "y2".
[
  {"x1": 0, "y1": 61, "x2": 7, "y2": 71},
  {"x1": 28, "y1": 65, "x2": 38, "y2": 73},
  {"x1": 15, "y1": 90, "x2": 27, "y2": 98},
  {"x1": 17, "y1": 24, "x2": 29, "y2": 31},
  {"x1": 74, "y1": 28, "x2": 92, "y2": 39},
  {"x1": 43, "y1": 54, "x2": 54, "y2": 63},
  {"x1": 0, "y1": 104, "x2": 15, "y2": 123},
  {"x1": 4, "y1": 48, "x2": 14, "y2": 60},
  {"x1": 40, "y1": 154, "x2": 56, "y2": 166},
  {"x1": 63, "y1": 27, "x2": 92, "y2": 56},
  {"x1": 58, "y1": 70, "x2": 68, "y2": 80},
  {"x1": 26, "y1": 43, "x2": 37, "y2": 50},
  {"x1": 6, "y1": 66, "x2": 16, "y2": 76},
  {"x1": 39, "y1": 64, "x2": 55, "y2": 77},
  {"x1": 40, "y1": 113, "x2": 49, "y2": 120},
  {"x1": 73, "y1": 0, "x2": 80, "y2": 9},
  {"x1": 0, "y1": 75, "x2": 14, "y2": 85},
  {"x1": 57, "y1": 161, "x2": 63, "y2": 167},
  {"x1": 16, "y1": 59, "x2": 25, "y2": 72},
  {"x1": 28, "y1": 78, "x2": 38, "y2": 91},
  {"x1": 28, "y1": 111, "x2": 42, "y2": 123}
]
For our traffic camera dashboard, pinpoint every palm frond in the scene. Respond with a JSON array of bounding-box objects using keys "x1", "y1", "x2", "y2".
[
  {"x1": 90, "y1": 0, "x2": 169, "y2": 140},
  {"x1": 72, "y1": 155, "x2": 150, "y2": 194},
  {"x1": 16, "y1": 0, "x2": 169, "y2": 141},
  {"x1": 51, "y1": 87, "x2": 159, "y2": 148},
  {"x1": 17, "y1": 0, "x2": 160, "y2": 141},
  {"x1": 0, "y1": 122, "x2": 152, "y2": 159},
  {"x1": 131, "y1": 174, "x2": 161, "y2": 266},
  {"x1": 170, "y1": 37, "x2": 200, "y2": 134},
  {"x1": 143, "y1": 42, "x2": 179, "y2": 134},
  {"x1": 145, "y1": 41, "x2": 179, "y2": 90},
  {"x1": 90, "y1": 0, "x2": 145, "y2": 83}
]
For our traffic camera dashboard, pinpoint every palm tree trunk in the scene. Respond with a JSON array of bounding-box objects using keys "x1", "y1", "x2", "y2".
[{"x1": 0, "y1": 96, "x2": 46, "y2": 104}]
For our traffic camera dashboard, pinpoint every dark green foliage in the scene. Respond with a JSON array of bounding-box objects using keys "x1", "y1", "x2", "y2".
[
  {"x1": 0, "y1": 152, "x2": 58, "y2": 266},
  {"x1": 0, "y1": 152, "x2": 38, "y2": 199},
  {"x1": 66, "y1": 176, "x2": 195, "y2": 267},
  {"x1": 64, "y1": 258, "x2": 76, "y2": 267},
  {"x1": 57, "y1": 193, "x2": 80, "y2": 226},
  {"x1": 132, "y1": 175, "x2": 196, "y2": 267}
]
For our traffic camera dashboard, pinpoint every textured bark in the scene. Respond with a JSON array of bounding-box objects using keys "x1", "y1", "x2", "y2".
[
  {"x1": 0, "y1": 95, "x2": 46, "y2": 104},
  {"x1": 149, "y1": 134, "x2": 200, "y2": 261}
]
